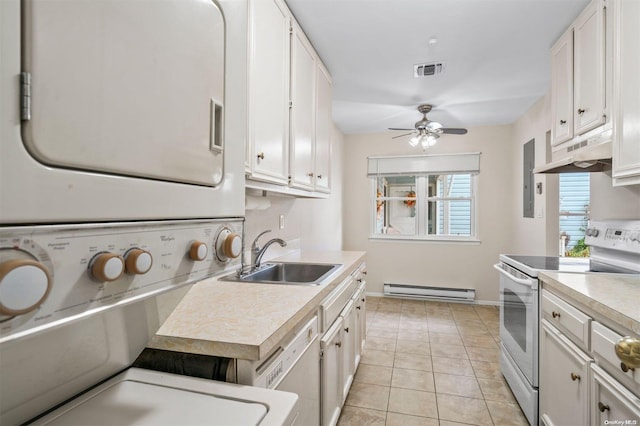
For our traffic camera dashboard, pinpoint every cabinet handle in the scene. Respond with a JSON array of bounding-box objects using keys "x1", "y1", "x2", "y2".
[
  {"x1": 560, "y1": 119, "x2": 567, "y2": 125},
  {"x1": 552, "y1": 311, "x2": 561, "y2": 319},
  {"x1": 344, "y1": 327, "x2": 349, "y2": 333},
  {"x1": 356, "y1": 306, "x2": 361, "y2": 310},
  {"x1": 570, "y1": 372, "x2": 580, "y2": 381},
  {"x1": 615, "y1": 336, "x2": 640, "y2": 369},
  {"x1": 357, "y1": 278, "x2": 363, "y2": 283},
  {"x1": 598, "y1": 402, "x2": 610, "y2": 413},
  {"x1": 257, "y1": 152, "x2": 265, "y2": 160},
  {"x1": 317, "y1": 175, "x2": 323, "y2": 179},
  {"x1": 577, "y1": 108, "x2": 586, "y2": 115},
  {"x1": 361, "y1": 297, "x2": 365, "y2": 302},
  {"x1": 307, "y1": 172, "x2": 314, "y2": 177},
  {"x1": 621, "y1": 362, "x2": 635, "y2": 373},
  {"x1": 335, "y1": 341, "x2": 342, "y2": 348}
]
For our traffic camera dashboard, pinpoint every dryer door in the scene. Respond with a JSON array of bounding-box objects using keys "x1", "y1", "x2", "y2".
[{"x1": 22, "y1": 0, "x2": 225, "y2": 186}]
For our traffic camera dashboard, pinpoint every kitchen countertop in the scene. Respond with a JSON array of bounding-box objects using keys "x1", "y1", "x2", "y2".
[
  {"x1": 540, "y1": 271, "x2": 640, "y2": 334},
  {"x1": 149, "y1": 251, "x2": 366, "y2": 361}
]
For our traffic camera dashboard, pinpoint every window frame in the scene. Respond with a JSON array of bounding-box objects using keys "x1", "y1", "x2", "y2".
[{"x1": 370, "y1": 173, "x2": 479, "y2": 243}]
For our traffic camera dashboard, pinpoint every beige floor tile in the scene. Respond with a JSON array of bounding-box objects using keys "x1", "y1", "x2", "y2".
[
  {"x1": 457, "y1": 326, "x2": 491, "y2": 338},
  {"x1": 394, "y1": 352, "x2": 433, "y2": 371},
  {"x1": 361, "y1": 349, "x2": 395, "y2": 367},
  {"x1": 354, "y1": 364, "x2": 393, "y2": 386},
  {"x1": 436, "y1": 394, "x2": 492, "y2": 425},
  {"x1": 462, "y1": 335, "x2": 499, "y2": 349},
  {"x1": 430, "y1": 344, "x2": 468, "y2": 359},
  {"x1": 366, "y1": 336, "x2": 397, "y2": 352},
  {"x1": 370, "y1": 319, "x2": 400, "y2": 330},
  {"x1": 367, "y1": 327, "x2": 399, "y2": 339},
  {"x1": 337, "y1": 405, "x2": 386, "y2": 426},
  {"x1": 465, "y1": 345, "x2": 500, "y2": 363},
  {"x1": 391, "y1": 368, "x2": 435, "y2": 392},
  {"x1": 429, "y1": 332, "x2": 463, "y2": 346},
  {"x1": 427, "y1": 324, "x2": 459, "y2": 334},
  {"x1": 399, "y1": 321, "x2": 430, "y2": 332},
  {"x1": 395, "y1": 339, "x2": 430, "y2": 355},
  {"x1": 439, "y1": 421, "x2": 476, "y2": 426},
  {"x1": 455, "y1": 318, "x2": 487, "y2": 328},
  {"x1": 431, "y1": 356, "x2": 475, "y2": 376},
  {"x1": 388, "y1": 388, "x2": 438, "y2": 418},
  {"x1": 397, "y1": 329, "x2": 430, "y2": 341},
  {"x1": 345, "y1": 382, "x2": 390, "y2": 411},
  {"x1": 385, "y1": 412, "x2": 439, "y2": 426},
  {"x1": 434, "y1": 373, "x2": 483, "y2": 398},
  {"x1": 477, "y1": 378, "x2": 517, "y2": 403},
  {"x1": 470, "y1": 360, "x2": 503, "y2": 380},
  {"x1": 485, "y1": 400, "x2": 529, "y2": 425}
]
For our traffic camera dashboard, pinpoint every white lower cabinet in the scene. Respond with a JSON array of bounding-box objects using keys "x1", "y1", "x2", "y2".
[
  {"x1": 540, "y1": 319, "x2": 592, "y2": 426},
  {"x1": 319, "y1": 262, "x2": 366, "y2": 426},
  {"x1": 321, "y1": 317, "x2": 343, "y2": 426},
  {"x1": 339, "y1": 300, "x2": 356, "y2": 404},
  {"x1": 591, "y1": 363, "x2": 640, "y2": 424}
]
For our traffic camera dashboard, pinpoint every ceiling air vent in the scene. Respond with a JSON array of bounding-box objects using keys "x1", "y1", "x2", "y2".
[{"x1": 414, "y1": 62, "x2": 444, "y2": 78}]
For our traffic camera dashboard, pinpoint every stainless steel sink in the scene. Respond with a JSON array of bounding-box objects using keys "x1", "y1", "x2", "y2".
[{"x1": 222, "y1": 263, "x2": 341, "y2": 286}]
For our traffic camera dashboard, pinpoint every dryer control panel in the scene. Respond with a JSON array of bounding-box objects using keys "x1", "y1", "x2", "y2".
[{"x1": 0, "y1": 219, "x2": 243, "y2": 342}]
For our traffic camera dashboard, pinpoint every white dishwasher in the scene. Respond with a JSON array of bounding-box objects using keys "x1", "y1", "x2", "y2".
[{"x1": 237, "y1": 315, "x2": 321, "y2": 426}]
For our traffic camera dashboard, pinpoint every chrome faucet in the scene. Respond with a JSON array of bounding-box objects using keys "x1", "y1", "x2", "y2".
[{"x1": 251, "y1": 230, "x2": 287, "y2": 270}]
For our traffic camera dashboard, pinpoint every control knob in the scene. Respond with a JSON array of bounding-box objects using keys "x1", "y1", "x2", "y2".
[
  {"x1": 125, "y1": 248, "x2": 153, "y2": 275},
  {"x1": 89, "y1": 252, "x2": 125, "y2": 282},
  {"x1": 215, "y1": 228, "x2": 242, "y2": 262},
  {"x1": 189, "y1": 241, "x2": 208, "y2": 261},
  {"x1": 0, "y1": 254, "x2": 52, "y2": 316}
]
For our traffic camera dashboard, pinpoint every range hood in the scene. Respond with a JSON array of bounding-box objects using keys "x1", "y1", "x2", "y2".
[{"x1": 534, "y1": 129, "x2": 613, "y2": 174}]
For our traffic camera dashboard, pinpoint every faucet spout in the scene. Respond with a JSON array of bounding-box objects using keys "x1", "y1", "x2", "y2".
[{"x1": 250, "y1": 230, "x2": 287, "y2": 270}]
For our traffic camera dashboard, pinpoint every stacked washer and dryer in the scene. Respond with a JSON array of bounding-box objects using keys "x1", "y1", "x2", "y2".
[{"x1": 0, "y1": 0, "x2": 297, "y2": 424}]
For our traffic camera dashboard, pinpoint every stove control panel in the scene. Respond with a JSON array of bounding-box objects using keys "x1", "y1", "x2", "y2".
[
  {"x1": 0, "y1": 219, "x2": 243, "y2": 342},
  {"x1": 586, "y1": 220, "x2": 640, "y2": 251}
]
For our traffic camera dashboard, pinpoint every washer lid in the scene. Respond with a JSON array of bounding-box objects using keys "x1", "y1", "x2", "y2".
[{"x1": 40, "y1": 380, "x2": 268, "y2": 426}]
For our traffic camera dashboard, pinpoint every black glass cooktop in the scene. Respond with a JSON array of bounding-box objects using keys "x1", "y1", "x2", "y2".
[{"x1": 503, "y1": 255, "x2": 639, "y2": 274}]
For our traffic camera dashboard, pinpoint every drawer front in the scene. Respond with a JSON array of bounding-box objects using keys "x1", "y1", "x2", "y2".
[
  {"x1": 591, "y1": 364, "x2": 640, "y2": 424},
  {"x1": 321, "y1": 277, "x2": 356, "y2": 332},
  {"x1": 542, "y1": 290, "x2": 591, "y2": 349},
  {"x1": 592, "y1": 321, "x2": 640, "y2": 393}
]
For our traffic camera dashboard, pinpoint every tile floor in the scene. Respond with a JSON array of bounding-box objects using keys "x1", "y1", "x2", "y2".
[{"x1": 337, "y1": 296, "x2": 529, "y2": 426}]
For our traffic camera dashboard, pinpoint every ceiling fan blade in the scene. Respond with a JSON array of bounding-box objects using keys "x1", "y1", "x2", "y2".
[
  {"x1": 388, "y1": 127, "x2": 415, "y2": 131},
  {"x1": 441, "y1": 128, "x2": 468, "y2": 135},
  {"x1": 391, "y1": 132, "x2": 414, "y2": 139}
]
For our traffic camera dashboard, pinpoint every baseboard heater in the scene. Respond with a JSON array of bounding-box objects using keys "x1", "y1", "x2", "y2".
[{"x1": 383, "y1": 283, "x2": 476, "y2": 302}]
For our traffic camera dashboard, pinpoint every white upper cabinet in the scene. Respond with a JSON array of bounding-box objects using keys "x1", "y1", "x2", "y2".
[
  {"x1": 246, "y1": 0, "x2": 333, "y2": 195},
  {"x1": 574, "y1": 0, "x2": 607, "y2": 134},
  {"x1": 551, "y1": 29, "x2": 574, "y2": 146},
  {"x1": 549, "y1": 0, "x2": 610, "y2": 154},
  {"x1": 289, "y1": 24, "x2": 317, "y2": 190},
  {"x1": 612, "y1": 0, "x2": 640, "y2": 186},
  {"x1": 314, "y1": 63, "x2": 333, "y2": 193},
  {"x1": 247, "y1": 0, "x2": 290, "y2": 185}
]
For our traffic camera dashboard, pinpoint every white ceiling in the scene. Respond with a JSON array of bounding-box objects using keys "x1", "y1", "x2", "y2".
[{"x1": 285, "y1": 0, "x2": 589, "y2": 135}]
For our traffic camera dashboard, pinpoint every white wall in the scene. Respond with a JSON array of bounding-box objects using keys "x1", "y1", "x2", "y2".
[
  {"x1": 590, "y1": 173, "x2": 640, "y2": 220},
  {"x1": 244, "y1": 125, "x2": 344, "y2": 260},
  {"x1": 342, "y1": 126, "x2": 515, "y2": 303}
]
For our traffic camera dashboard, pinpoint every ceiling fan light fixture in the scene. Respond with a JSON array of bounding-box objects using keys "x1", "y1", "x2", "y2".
[{"x1": 409, "y1": 135, "x2": 420, "y2": 147}]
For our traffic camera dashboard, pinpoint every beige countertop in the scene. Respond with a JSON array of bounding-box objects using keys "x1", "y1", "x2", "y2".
[
  {"x1": 149, "y1": 251, "x2": 366, "y2": 361},
  {"x1": 540, "y1": 271, "x2": 640, "y2": 334}
]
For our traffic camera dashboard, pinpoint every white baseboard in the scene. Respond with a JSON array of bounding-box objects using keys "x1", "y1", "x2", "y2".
[{"x1": 365, "y1": 291, "x2": 499, "y2": 307}]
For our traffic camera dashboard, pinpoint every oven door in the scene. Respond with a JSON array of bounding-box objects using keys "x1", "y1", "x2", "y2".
[{"x1": 495, "y1": 262, "x2": 539, "y2": 387}]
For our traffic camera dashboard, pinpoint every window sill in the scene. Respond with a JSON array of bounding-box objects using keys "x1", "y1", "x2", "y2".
[{"x1": 368, "y1": 235, "x2": 481, "y2": 245}]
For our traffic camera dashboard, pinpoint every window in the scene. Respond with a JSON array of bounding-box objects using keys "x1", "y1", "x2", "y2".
[
  {"x1": 559, "y1": 172, "x2": 590, "y2": 256},
  {"x1": 369, "y1": 153, "x2": 480, "y2": 241}
]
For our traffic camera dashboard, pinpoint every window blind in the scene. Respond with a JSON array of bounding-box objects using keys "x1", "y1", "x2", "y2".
[{"x1": 367, "y1": 153, "x2": 481, "y2": 176}]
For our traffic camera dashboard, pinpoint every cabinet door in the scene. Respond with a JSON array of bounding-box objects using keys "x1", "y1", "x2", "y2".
[
  {"x1": 248, "y1": 0, "x2": 290, "y2": 184},
  {"x1": 353, "y1": 286, "x2": 366, "y2": 368},
  {"x1": 540, "y1": 320, "x2": 592, "y2": 426},
  {"x1": 314, "y1": 63, "x2": 332, "y2": 193},
  {"x1": 321, "y1": 317, "x2": 343, "y2": 426},
  {"x1": 340, "y1": 300, "x2": 356, "y2": 404},
  {"x1": 612, "y1": 0, "x2": 640, "y2": 186},
  {"x1": 550, "y1": 29, "x2": 574, "y2": 146},
  {"x1": 591, "y1": 364, "x2": 640, "y2": 425},
  {"x1": 289, "y1": 25, "x2": 316, "y2": 190},
  {"x1": 574, "y1": 0, "x2": 606, "y2": 135}
]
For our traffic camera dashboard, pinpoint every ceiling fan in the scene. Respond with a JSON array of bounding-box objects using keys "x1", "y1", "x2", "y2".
[{"x1": 389, "y1": 104, "x2": 468, "y2": 150}]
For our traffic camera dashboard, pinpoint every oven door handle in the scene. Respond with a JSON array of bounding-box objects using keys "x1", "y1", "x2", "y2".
[{"x1": 493, "y1": 263, "x2": 535, "y2": 287}]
